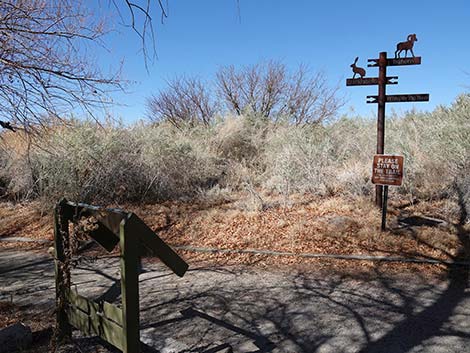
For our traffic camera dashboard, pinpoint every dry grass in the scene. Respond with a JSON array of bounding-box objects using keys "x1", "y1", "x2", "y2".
[
  {"x1": 0, "y1": 201, "x2": 52, "y2": 239},
  {"x1": 2, "y1": 195, "x2": 465, "y2": 257},
  {"x1": 0, "y1": 194, "x2": 467, "y2": 352},
  {"x1": 1, "y1": 192, "x2": 467, "y2": 275},
  {"x1": 107, "y1": 193, "x2": 467, "y2": 274}
]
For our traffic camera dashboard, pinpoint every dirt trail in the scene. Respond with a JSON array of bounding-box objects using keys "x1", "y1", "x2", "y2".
[{"x1": 1, "y1": 249, "x2": 469, "y2": 353}]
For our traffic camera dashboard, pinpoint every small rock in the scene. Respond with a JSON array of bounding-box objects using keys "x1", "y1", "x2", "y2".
[
  {"x1": 0, "y1": 322, "x2": 32, "y2": 353},
  {"x1": 329, "y1": 216, "x2": 359, "y2": 232}
]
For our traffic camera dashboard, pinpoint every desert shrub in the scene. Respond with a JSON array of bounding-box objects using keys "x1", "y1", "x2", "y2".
[
  {"x1": 0, "y1": 94, "x2": 468, "y2": 207},
  {"x1": 213, "y1": 115, "x2": 263, "y2": 163},
  {"x1": 0, "y1": 146, "x2": 9, "y2": 196},
  {"x1": 1, "y1": 120, "x2": 224, "y2": 204},
  {"x1": 261, "y1": 94, "x2": 470, "y2": 200},
  {"x1": 211, "y1": 115, "x2": 270, "y2": 189},
  {"x1": 131, "y1": 122, "x2": 223, "y2": 200},
  {"x1": 387, "y1": 94, "x2": 470, "y2": 200},
  {"x1": 28, "y1": 121, "x2": 147, "y2": 203},
  {"x1": 262, "y1": 117, "x2": 376, "y2": 197}
]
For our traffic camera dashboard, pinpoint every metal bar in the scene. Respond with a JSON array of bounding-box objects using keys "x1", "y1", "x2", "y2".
[
  {"x1": 381, "y1": 186, "x2": 389, "y2": 231},
  {"x1": 66, "y1": 290, "x2": 123, "y2": 327},
  {"x1": 128, "y1": 213, "x2": 188, "y2": 277},
  {"x1": 368, "y1": 56, "x2": 421, "y2": 67},
  {"x1": 385, "y1": 94, "x2": 429, "y2": 103},
  {"x1": 66, "y1": 305, "x2": 124, "y2": 351},
  {"x1": 386, "y1": 56, "x2": 421, "y2": 66},
  {"x1": 367, "y1": 94, "x2": 429, "y2": 103},
  {"x1": 376, "y1": 52, "x2": 387, "y2": 208},
  {"x1": 346, "y1": 76, "x2": 398, "y2": 86},
  {"x1": 120, "y1": 215, "x2": 141, "y2": 353},
  {"x1": 54, "y1": 199, "x2": 72, "y2": 341}
]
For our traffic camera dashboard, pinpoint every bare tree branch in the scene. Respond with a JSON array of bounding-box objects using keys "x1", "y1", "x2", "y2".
[
  {"x1": 215, "y1": 61, "x2": 342, "y2": 125},
  {"x1": 147, "y1": 76, "x2": 216, "y2": 128},
  {"x1": 0, "y1": 0, "x2": 123, "y2": 132}
]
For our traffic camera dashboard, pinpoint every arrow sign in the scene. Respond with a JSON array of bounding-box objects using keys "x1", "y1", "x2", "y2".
[
  {"x1": 367, "y1": 94, "x2": 429, "y2": 104},
  {"x1": 346, "y1": 76, "x2": 398, "y2": 86},
  {"x1": 368, "y1": 57, "x2": 421, "y2": 67}
]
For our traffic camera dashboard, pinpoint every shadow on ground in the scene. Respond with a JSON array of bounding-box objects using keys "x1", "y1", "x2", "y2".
[{"x1": 1, "y1": 188, "x2": 469, "y2": 352}]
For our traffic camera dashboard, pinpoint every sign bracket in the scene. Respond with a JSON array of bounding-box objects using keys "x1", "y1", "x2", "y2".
[{"x1": 346, "y1": 34, "x2": 429, "y2": 230}]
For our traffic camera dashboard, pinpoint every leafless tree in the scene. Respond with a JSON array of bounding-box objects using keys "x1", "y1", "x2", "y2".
[
  {"x1": 0, "y1": 0, "x2": 173, "y2": 133},
  {"x1": 112, "y1": 0, "x2": 169, "y2": 67},
  {"x1": 216, "y1": 61, "x2": 342, "y2": 125},
  {"x1": 147, "y1": 76, "x2": 217, "y2": 128},
  {"x1": 0, "y1": 0, "x2": 123, "y2": 132}
]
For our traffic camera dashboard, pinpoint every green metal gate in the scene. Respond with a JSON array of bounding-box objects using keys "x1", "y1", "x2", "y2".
[{"x1": 53, "y1": 199, "x2": 188, "y2": 352}]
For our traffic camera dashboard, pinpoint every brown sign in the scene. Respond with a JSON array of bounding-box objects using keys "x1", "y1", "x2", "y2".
[
  {"x1": 367, "y1": 94, "x2": 429, "y2": 104},
  {"x1": 368, "y1": 57, "x2": 421, "y2": 67},
  {"x1": 346, "y1": 76, "x2": 398, "y2": 86},
  {"x1": 372, "y1": 155, "x2": 404, "y2": 186}
]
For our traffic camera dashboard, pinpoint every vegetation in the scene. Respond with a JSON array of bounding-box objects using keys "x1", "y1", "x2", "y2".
[
  {"x1": 147, "y1": 61, "x2": 341, "y2": 128},
  {"x1": 0, "y1": 0, "x2": 166, "y2": 131},
  {"x1": 1, "y1": 94, "x2": 469, "y2": 221}
]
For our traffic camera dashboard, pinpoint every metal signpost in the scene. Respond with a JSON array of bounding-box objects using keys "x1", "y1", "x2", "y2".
[
  {"x1": 371, "y1": 155, "x2": 404, "y2": 230},
  {"x1": 54, "y1": 199, "x2": 189, "y2": 353},
  {"x1": 346, "y1": 34, "x2": 429, "y2": 229}
]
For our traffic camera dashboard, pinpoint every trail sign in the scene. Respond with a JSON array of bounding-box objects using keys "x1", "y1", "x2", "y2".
[
  {"x1": 371, "y1": 155, "x2": 404, "y2": 186},
  {"x1": 346, "y1": 34, "x2": 428, "y2": 231},
  {"x1": 346, "y1": 76, "x2": 398, "y2": 86},
  {"x1": 368, "y1": 56, "x2": 421, "y2": 67},
  {"x1": 366, "y1": 94, "x2": 429, "y2": 104}
]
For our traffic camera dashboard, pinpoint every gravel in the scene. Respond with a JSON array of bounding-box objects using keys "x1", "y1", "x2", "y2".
[{"x1": 0, "y1": 250, "x2": 469, "y2": 353}]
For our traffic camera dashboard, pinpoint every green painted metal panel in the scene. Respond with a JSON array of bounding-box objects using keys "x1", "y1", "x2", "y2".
[
  {"x1": 86, "y1": 221, "x2": 120, "y2": 252},
  {"x1": 67, "y1": 305, "x2": 124, "y2": 351},
  {"x1": 55, "y1": 200, "x2": 189, "y2": 353},
  {"x1": 54, "y1": 199, "x2": 72, "y2": 340},
  {"x1": 66, "y1": 290, "x2": 123, "y2": 327},
  {"x1": 127, "y1": 213, "x2": 189, "y2": 277},
  {"x1": 64, "y1": 201, "x2": 127, "y2": 252},
  {"x1": 120, "y1": 215, "x2": 141, "y2": 353}
]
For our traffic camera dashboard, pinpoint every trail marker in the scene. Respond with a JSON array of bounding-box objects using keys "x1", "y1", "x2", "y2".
[
  {"x1": 346, "y1": 34, "x2": 429, "y2": 230},
  {"x1": 372, "y1": 155, "x2": 404, "y2": 187},
  {"x1": 367, "y1": 94, "x2": 429, "y2": 104}
]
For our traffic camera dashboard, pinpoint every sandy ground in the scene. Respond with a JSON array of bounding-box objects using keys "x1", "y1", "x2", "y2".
[
  {"x1": 1, "y1": 250, "x2": 470, "y2": 353},
  {"x1": 1, "y1": 196, "x2": 469, "y2": 352}
]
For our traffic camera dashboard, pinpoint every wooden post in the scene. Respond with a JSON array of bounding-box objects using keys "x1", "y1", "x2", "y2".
[
  {"x1": 376, "y1": 51, "x2": 387, "y2": 208},
  {"x1": 120, "y1": 214, "x2": 140, "y2": 353},
  {"x1": 53, "y1": 199, "x2": 72, "y2": 341}
]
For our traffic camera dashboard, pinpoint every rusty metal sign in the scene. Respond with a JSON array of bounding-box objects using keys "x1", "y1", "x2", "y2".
[
  {"x1": 368, "y1": 57, "x2": 421, "y2": 67},
  {"x1": 367, "y1": 94, "x2": 429, "y2": 104},
  {"x1": 371, "y1": 155, "x2": 404, "y2": 186},
  {"x1": 395, "y1": 34, "x2": 418, "y2": 58},
  {"x1": 350, "y1": 57, "x2": 366, "y2": 79},
  {"x1": 346, "y1": 34, "x2": 428, "y2": 213},
  {"x1": 346, "y1": 76, "x2": 398, "y2": 86}
]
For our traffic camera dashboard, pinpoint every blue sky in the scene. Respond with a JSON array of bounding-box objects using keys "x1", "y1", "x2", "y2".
[{"x1": 100, "y1": 0, "x2": 470, "y2": 122}]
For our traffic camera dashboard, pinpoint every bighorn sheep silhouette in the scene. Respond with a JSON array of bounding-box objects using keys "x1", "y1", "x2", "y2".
[
  {"x1": 395, "y1": 34, "x2": 418, "y2": 58},
  {"x1": 351, "y1": 57, "x2": 366, "y2": 79}
]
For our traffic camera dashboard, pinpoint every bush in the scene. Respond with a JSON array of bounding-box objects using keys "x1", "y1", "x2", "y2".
[
  {"x1": 0, "y1": 94, "x2": 468, "y2": 210},
  {"x1": 1, "y1": 120, "x2": 223, "y2": 204}
]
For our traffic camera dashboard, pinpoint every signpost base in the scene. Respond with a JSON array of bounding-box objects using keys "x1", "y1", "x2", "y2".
[{"x1": 381, "y1": 186, "x2": 389, "y2": 231}]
